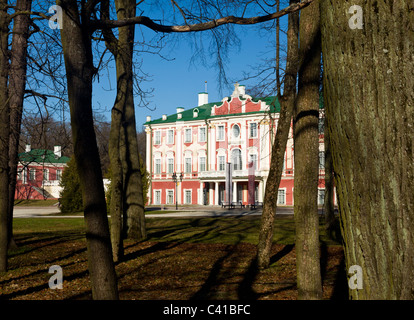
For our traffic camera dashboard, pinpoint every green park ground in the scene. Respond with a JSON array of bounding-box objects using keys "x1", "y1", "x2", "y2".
[{"x1": 0, "y1": 200, "x2": 347, "y2": 300}]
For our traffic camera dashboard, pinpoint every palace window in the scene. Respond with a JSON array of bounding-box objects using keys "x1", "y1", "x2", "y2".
[
  {"x1": 167, "y1": 190, "x2": 174, "y2": 204},
  {"x1": 277, "y1": 189, "x2": 286, "y2": 205},
  {"x1": 232, "y1": 124, "x2": 240, "y2": 138},
  {"x1": 319, "y1": 151, "x2": 325, "y2": 169},
  {"x1": 185, "y1": 157, "x2": 192, "y2": 173},
  {"x1": 231, "y1": 149, "x2": 242, "y2": 171},
  {"x1": 218, "y1": 155, "x2": 225, "y2": 171},
  {"x1": 56, "y1": 169, "x2": 62, "y2": 181},
  {"x1": 43, "y1": 169, "x2": 49, "y2": 181},
  {"x1": 217, "y1": 125, "x2": 225, "y2": 141},
  {"x1": 167, "y1": 129, "x2": 174, "y2": 144},
  {"x1": 249, "y1": 154, "x2": 258, "y2": 170},
  {"x1": 249, "y1": 122, "x2": 257, "y2": 138},
  {"x1": 155, "y1": 158, "x2": 161, "y2": 174},
  {"x1": 199, "y1": 127, "x2": 206, "y2": 142},
  {"x1": 184, "y1": 128, "x2": 192, "y2": 143},
  {"x1": 29, "y1": 168, "x2": 36, "y2": 181},
  {"x1": 199, "y1": 156, "x2": 206, "y2": 172},
  {"x1": 154, "y1": 131, "x2": 161, "y2": 145},
  {"x1": 167, "y1": 158, "x2": 174, "y2": 174},
  {"x1": 185, "y1": 190, "x2": 192, "y2": 204}
]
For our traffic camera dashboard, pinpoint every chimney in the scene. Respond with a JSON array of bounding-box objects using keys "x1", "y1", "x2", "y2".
[
  {"x1": 176, "y1": 107, "x2": 184, "y2": 113},
  {"x1": 198, "y1": 92, "x2": 208, "y2": 106},
  {"x1": 162, "y1": 114, "x2": 167, "y2": 120},
  {"x1": 25, "y1": 144, "x2": 31, "y2": 153},
  {"x1": 54, "y1": 146, "x2": 61, "y2": 158},
  {"x1": 146, "y1": 116, "x2": 151, "y2": 122}
]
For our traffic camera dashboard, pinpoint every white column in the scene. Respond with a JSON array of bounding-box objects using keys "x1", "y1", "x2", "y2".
[
  {"x1": 214, "y1": 182, "x2": 219, "y2": 205},
  {"x1": 258, "y1": 180, "x2": 263, "y2": 203},
  {"x1": 199, "y1": 182, "x2": 204, "y2": 205},
  {"x1": 233, "y1": 181, "x2": 237, "y2": 202},
  {"x1": 209, "y1": 184, "x2": 214, "y2": 205}
]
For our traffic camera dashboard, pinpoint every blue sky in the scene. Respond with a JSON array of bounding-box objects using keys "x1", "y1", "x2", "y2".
[{"x1": 92, "y1": 21, "x2": 281, "y2": 131}]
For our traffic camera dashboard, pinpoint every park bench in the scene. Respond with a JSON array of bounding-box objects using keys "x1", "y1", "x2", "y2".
[
  {"x1": 250, "y1": 201, "x2": 263, "y2": 209},
  {"x1": 232, "y1": 201, "x2": 245, "y2": 209},
  {"x1": 221, "y1": 201, "x2": 235, "y2": 209}
]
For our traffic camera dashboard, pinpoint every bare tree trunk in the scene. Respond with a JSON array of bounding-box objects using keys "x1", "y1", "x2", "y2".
[
  {"x1": 320, "y1": 0, "x2": 414, "y2": 299},
  {"x1": 7, "y1": 0, "x2": 32, "y2": 251},
  {"x1": 293, "y1": 0, "x2": 322, "y2": 300},
  {"x1": 116, "y1": 0, "x2": 147, "y2": 241},
  {"x1": 257, "y1": 0, "x2": 299, "y2": 270},
  {"x1": 0, "y1": 0, "x2": 10, "y2": 273},
  {"x1": 323, "y1": 115, "x2": 335, "y2": 231},
  {"x1": 109, "y1": 107, "x2": 124, "y2": 262},
  {"x1": 59, "y1": 0, "x2": 118, "y2": 299}
]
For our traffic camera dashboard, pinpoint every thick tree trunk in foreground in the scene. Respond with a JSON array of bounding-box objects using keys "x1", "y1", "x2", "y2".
[
  {"x1": 320, "y1": 0, "x2": 414, "y2": 299},
  {"x1": 59, "y1": 0, "x2": 118, "y2": 299},
  {"x1": 257, "y1": 0, "x2": 299, "y2": 269},
  {"x1": 8, "y1": 0, "x2": 32, "y2": 250},
  {"x1": 323, "y1": 115, "x2": 335, "y2": 231},
  {"x1": 293, "y1": 0, "x2": 322, "y2": 300},
  {"x1": 0, "y1": 0, "x2": 10, "y2": 273}
]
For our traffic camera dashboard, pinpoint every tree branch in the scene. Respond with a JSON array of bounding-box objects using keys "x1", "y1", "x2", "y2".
[{"x1": 92, "y1": 0, "x2": 314, "y2": 32}]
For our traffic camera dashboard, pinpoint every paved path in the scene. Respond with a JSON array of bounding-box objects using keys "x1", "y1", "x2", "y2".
[
  {"x1": 13, "y1": 206, "x2": 62, "y2": 218},
  {"x1": 12, "y1": 205, "x2": 299, "y2": 218}
]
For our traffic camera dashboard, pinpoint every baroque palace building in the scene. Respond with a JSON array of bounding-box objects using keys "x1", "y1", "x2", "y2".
[{"x1": 144, "y1": 83, "x2": 330, "y2": 207}]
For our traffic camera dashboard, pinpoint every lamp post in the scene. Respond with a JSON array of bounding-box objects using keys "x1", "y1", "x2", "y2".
[{"x1": 172, "y1": 172, "x2": 183, "y2": 210}]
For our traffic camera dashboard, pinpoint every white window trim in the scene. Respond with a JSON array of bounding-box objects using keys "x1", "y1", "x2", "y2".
[
  {"x1": 184, "y1": 156, "x2": 192, "y2": 174},
  {"x1": 184, "y1": 128, "x2": 192, "y2": 143},
  {"x1": 249, "y1": 122, "x2": 258, "y2": 138},
  {"x1": 154, "y1": 189, "x2": 162, "y2": 205},
  {"x1": 167, "y1": 129, "x2": 174, "y2": 145},
  {"x1": 232, "y1": 124, "x2": 241, "y2": 139},
  {"x1": 218, "y1": 155, "x2": 226, "y2": 171},
  {"x1": 184, "y1": 189, "x2": 192, "y2": 204},
  {"x1": 154, "y1": 158, "x2": 162, "y2": 174},
  {"x1": 166, "y1": 189, "x2": 175, "y2": 205},
  {"x1": 167, "y1": 157, "x2": 174, "y2": 174},
  {"x1": 231, "y1": 148, "x2": 243, "y2": 171},
  {"x1": 277, "y1": 188, "x2": 286, "y2": 205},
  {"x1": 248, "y1": 152, "x2": 258, "y2": 170},
  {"x1": 154, "y1": 130, "x2": 161, "y2": 145},
  {"x1": 199, "y1": 155, "x2": 206, "y2": 172},
  {"x1": 318, "y1": 188, "x2": 325, "y2": 205},
  {"x1": 43, "y1": 169, "x2": 50, "y2": 181},
  {"x1": 198, "y1": 127, "x2": 206, "y2": 143},
  {"x1": 217, "y1": 125, "x2": 225, "y2": 141}
]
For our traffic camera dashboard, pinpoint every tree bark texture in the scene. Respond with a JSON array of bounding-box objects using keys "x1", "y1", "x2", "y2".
[
  {"x1": 116, "y1": 0, "x2": 147, "y2": 241},
  {"x1": 323, "y1": 114, "x2": 335, "y2": 231},
  {"x1": 8, "y1": 0, "x2": 32, "y2": 250},
  {"x1": 257, "y1": 0, "x2": 299, "y2": 270},
  {"x1": 320, "y1": 0, "x2": 414, "y2": 299},
  {"x1": 293, "y1": 0, "x2": 322, "y2": 300},
  {"x1": 103, "y1": 0, "x2": 147, "y2": 242},
  {"x1": 59, "y1": 0, "x2": 118, "y2": 299},
  {"x1": 0, "y1": 0, "x2": 10, "y2": 273}
]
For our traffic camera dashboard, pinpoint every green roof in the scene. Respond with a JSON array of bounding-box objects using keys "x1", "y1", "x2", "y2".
[
  {"x1": 18, "y1": 149, "x2": 70, "y2": 164},
  {"x1": 145, "y1": 96, "x2": 281, "y2": 125}
]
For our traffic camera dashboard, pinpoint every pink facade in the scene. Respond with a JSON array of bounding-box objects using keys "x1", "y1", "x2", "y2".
[
  {"x1": 145, "y1": 84, "x2": 331, "y2": 207},
  {"x1": 15, "y1": 145, "x2": 69, "y2": 200}
]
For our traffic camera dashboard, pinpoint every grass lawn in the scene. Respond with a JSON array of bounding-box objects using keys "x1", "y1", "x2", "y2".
[
  {"x1": 14, "y1": 199, "x2": 59, "y2": 207},
  {"x1": 1, "y1": 216, "x2": 347, "y2": 300}
]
